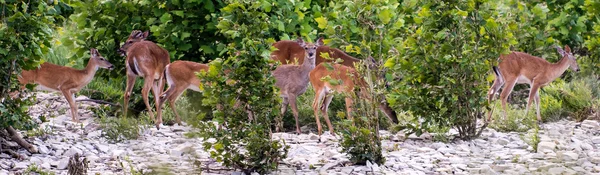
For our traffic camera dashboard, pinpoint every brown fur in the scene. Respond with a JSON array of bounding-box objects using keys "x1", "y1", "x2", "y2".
[
  {"x1": 272, "y1": 38, "x2": 321, "y2": 134},
  {"x1": 159, "y1": 60, "x2": 208, "y2": 125},
  {"x1": 18, "y1": 48, "x2": 113, "y2": 122},
  {"x1": 487, "y1": 45, "x2": 579, "y2": 122},
  {"x1": 309, "y1": 63, "x2": 398, "y2": 135},
  {"x1": 271, "y1": 39, "x2": 360, "y2": 68},
  {"x1": 122, "y1": 30, "x2": 170, "y2": 129}
]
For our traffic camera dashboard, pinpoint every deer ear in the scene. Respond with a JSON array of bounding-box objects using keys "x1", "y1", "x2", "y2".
[
  {"x1": 316, "y1": 37, "x2": 324, "y2": 46},
  {"x1": 555, "y1": 45, "x2": 566, "y2": 57},
  {"x1": 296, "y1": 37, "x2": 305, "y2": 46},
  {"x1": 130, "y1": 30, "x2": 140, "y2": 37},
  {"x1": 142, "y1": 31, "x2": 150, "y2": 39},
  {"x1": 90, "y1": 48, "x2": 98, "y2": 57},
  {"x1": 564, "y1": 45, "x2": 571, "y2": 53}
]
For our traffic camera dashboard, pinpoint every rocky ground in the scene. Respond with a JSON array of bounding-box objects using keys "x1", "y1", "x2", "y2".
[{"x1": 1, "y1": 92, "x2": 600, "y2": 175}]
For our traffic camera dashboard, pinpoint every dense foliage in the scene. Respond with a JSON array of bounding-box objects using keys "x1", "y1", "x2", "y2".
[
  {"x1": 317, "y1": 0, "x2": 404, "y2": 164},
  {"x1": 0, "y1": 1, "x2": 68, "y2": 130}
]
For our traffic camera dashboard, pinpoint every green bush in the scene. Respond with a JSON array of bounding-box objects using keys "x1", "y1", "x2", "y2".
[
  {"x1": 387, "y1": 0, "x2": 516, "y2": 139},
  {"x1": 0, "y1": 1, "x2": 68, "y2": 131}
]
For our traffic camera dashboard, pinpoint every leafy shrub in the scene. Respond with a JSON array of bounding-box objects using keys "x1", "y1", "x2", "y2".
[
  {"x1": 387, "y1": 0, "x2": 516, "y2": 139},
  {"x1": 339, "y1": 121, "x2": 384, "y2": 165},
  {"x1": 190, "y1": 1, "x2": 309, "y2": 173}
]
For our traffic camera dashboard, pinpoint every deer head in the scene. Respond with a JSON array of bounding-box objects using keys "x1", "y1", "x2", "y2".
[
  {"x1": 555, "y1": 45, "x2": 579, "y2": 72},
  {"x1": 90, "y1": 48, "x2": 114, "y2": 70},
  {"x1": 118, "y1": 30, "x2": 149, "y2": 56},
  {"x1": 296, "y1": 37, "x2": 323, "y2": 64}
]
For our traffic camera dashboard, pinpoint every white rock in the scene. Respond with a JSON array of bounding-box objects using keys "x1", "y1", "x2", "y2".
[
  {"x1": 492, "y1": 165, "x2": 511, "y2": 172},
  {"x1": 537, "y1": 142, "x2": 556, "y2": 153},
  {"x1": 497, "y1": 138, "x2": 509, "y2": 145},
  {"x1": 548, "y1": 167, "x2": 565, "y2": 175},
  {"x1": 580, "y1": 143, "x2": 594, "y2": 150},
  {"x1": 557, "y1": 151, "x2": 578, "y2": 161},
  {"x1": 308, "y1": 133, "x2": 320, "y2": 140},
  {"x1": 111, "y1": 149, "x2": 125, "y2": 159},
  {"x1": 57, "y1": 158, "x2": 69, "y2": 170},
  {"x1": 13, "y1": 162, "x2": 29, "y2": 170},
  {"x1": 95, "y1": 144, "x2": 109, "y2": 153},
  {"x1": 592, "y1": 137, "x2": 600, "y2": 144},
  {"x1": 87, "y1": 130, "x2": 102, "y2": 138},
  {"x1": 430, "y1": 143, "x2": 446, "y2": 149},
  {"x1": 437, "y1": 147, "x2": 455, "y2": 154},
  {"x1": 38, "y1": 145, "x2": 50, "y2": 154},
  {"x1": 63, "y1": 147, "x2": 83, "y2": 157}
]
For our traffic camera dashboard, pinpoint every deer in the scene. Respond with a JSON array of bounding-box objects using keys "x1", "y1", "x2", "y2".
[
  {"x1": 17, "y1": 48, "x2": 114, "y2": 122},
  {"x1": 487, "y1": 45, "x2": 579, "y2": 123},
  {"x1": 272, "y1": 37, "x2": 322, "y2": 134},
  {"x1": 271, "y1": 38, "x2": 360, "y2": 68},
  {"x1": 309, "y1": 58, "x2": 399, "y2": 136},
  {"x1": 119, "y1": 30, "x2": 171, "y2": 129},
  {"x1": 158, "y1": 60, "x2": 208, "y2": 125}
]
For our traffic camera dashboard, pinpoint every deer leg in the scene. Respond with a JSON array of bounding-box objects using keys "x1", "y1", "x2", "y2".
[
  {"x1": 525, "y1": 83, "x2": 541, "y2": 122},
  {"x1": 488, "y1": 76, "x2": 505, "y2": 103},
  {"x1": 288, "y1": 95, "x2": 301, "y2": 134},
  {"x1": 152, "y1": 80, "x2": 163, "y2": 128},
  {"x1": 312, "y1": 89, "x2": 325, "y2": 135},
  {"x1": 322, "y1": 94, "x2": 335, "y2": 136},
  {"x1": 499, "y1": 79, "x2": 517, "y2": 120},
  {"x1": 379, "y1": 101, "x2": 399, "y2": 124},
  {"x1": 344, "y1": 97, "x2": 355, "y2": 125},
  {"x1": 141, "y1": 76, "x2": 156, "y2": 123},
  {"x1": 276, "y1": 97, "x2": 289, "y2": 133},
  {"x1": 487, "y1": 76, "x2": 505, "y2": 121},
  {"x1": 534, "y1": 91, "x2": 542, "y2": 123},
  {"x1": 123, "y1": 74, "x2": 136, "y2": 117},
  {"x1": 169, "y1": 85, "x2": 188, "y2": 126},
  {"x1": 61, "y1": 89, "x2": 79, "y2": 123}
]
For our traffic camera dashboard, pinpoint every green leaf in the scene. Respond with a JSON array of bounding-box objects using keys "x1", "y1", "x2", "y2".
[
  {"x1": 276, "y1": 20, "x2": 285, "y2": 31},
  {"x1": 378, "y1": 9, "x2": 392, "y2": 24},
  {"x1": 173, "y1": 10, "x2": 184, "y2": 17},
  {"x1": 181, "y1": 32, "x2": 191, "y2": 40},
  {"x1": 160, "y1": 13, "x2": 172, "y2": 23},
  {"x1": 315, "y1": 17, "x2": 328, "y2": 29}
]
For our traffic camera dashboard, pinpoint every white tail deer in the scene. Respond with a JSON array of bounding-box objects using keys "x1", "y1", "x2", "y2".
[
  {"x1": 119, "y1": 30, "x2": 170, "y2": 129},
  {"x1": 487, "y1": 45, "x2": 579, "y2": 122},
  {"x1": 271, "y1": 38, "x2": 360, "y2": 67},
  {"x1": 18, "y1": 48, "x2": 114, "y2": 122},
  {"x1": 309, "y1": 60, "x2": 398, "y2": 136},
  {"x1": 272, "y1": 38, "x2": 322, "y2": 134},
  {"x1": 158, "y1": 60, "x2": 208, "y2": 125}
]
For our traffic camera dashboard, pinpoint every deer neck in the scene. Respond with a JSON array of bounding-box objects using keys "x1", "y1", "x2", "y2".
[
  {"x1": 81, "y1": 60, "x2": 99, "y2": 81},
  {"x1": 301, "y1": 56, "x2": 316, "y2": 73},
  {"x1": 548, "y1": 56, "x2": 571, "y2": 80}
]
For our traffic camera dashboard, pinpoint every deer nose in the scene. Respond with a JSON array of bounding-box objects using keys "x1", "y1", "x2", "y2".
[
  {"x1": 108, "y1": 65, "x2": 115, "y2": 70},
  {"x1": 309, "y1": 53, "x2": 314, "y2": 57}
]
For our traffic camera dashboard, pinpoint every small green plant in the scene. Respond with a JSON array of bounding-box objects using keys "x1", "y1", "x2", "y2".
[
  {"x1": 23, "y1": 164, "x2": 55, "y2": 175},
  {"x1": 26, "y1": 125, "x2": 54, "y2": 138},
  {"x1": 118, "y1": 156, "x2": 153, "y2": 175},
  {"x1": 521, "y1": 124, "x2": 540, "y2": 152},
  {"x1": 489, "y1": 102, "x2": 536, "y2": 132},
  {"x1": 512, "y1": 154, "x2": 520, "y2": 163},
  {"x1": 98, "y1": 116, "x2": 145, "y2": 143}
]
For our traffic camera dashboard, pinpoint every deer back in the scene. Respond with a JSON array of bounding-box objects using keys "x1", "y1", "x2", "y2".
[
  {"x1": 271, "y1": 40, "x2": 305, "y2": 64},
  {"x1": 315, "y1": 46, "x2": 360, "y2": 68},
  {"x1": 165, "y1": 60, "x2": 208, "y2": 86},
  {"x1": 310, "y1": 63, "x2": 362, "y2": 94},
  {"x1": 126, "y1": 41, "x2": 170, "y2": 78}
]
